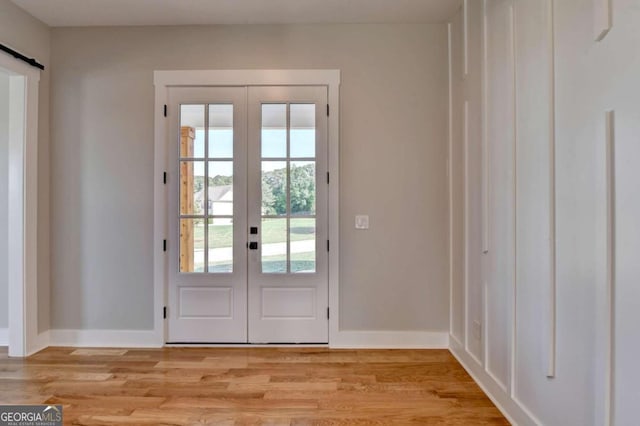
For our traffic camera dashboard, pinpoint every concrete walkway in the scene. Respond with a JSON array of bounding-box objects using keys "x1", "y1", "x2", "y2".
[{"x1": 194, "y1": 239, "x2": 315, "y2": 265}]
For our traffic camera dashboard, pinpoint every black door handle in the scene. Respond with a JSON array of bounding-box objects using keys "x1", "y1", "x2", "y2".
[{"x1": 249, "y1": 242, "x2": 258, "y2": 250}]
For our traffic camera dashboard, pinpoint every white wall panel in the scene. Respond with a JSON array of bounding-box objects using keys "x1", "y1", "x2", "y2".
[
  {"x1": 451, "y1": 0, "x2": 640, "y2": 424},
  {"x1": 604, "y1": 2, "x2": 640, "y2": 423},
  {"x1": 612, "y1": 102, "x2": 640, "y2": 426},
  {"x1": 553, "y1": 0, "x2": 605, "y2": 423},
  {"x1": 484, "y1": 0, "x2": 514, "y2": 391},
  {"x1": 463, "y1": 0, "x2": 484, "y2": 365},
  {"x1": 513, "y1": 0, "x2": 556, "y2": 415}
]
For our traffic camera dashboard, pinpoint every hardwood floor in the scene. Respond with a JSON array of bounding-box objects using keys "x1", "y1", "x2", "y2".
[{"x1": 0, "y1": 347, "x2": 508, "y2": 425}]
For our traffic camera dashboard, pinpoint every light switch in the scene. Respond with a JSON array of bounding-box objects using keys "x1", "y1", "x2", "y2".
[{"x1": 355, "y1": 215, "x2": 369, "y2": 230}]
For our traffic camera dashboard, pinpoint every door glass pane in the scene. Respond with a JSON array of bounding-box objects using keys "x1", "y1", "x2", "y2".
[
  {"x1": 179, "y1": 104, "x2": 237, "y2": 275},
  {"x1": 208, "y1": 161, "x2": 233, "y2": 216},
  {"x1": 180, "y1": 161, "x2": 205, "y2": 215},
  {"x1": 262, "y1": 161, "x2": 287, "y2": 216},
  {"x1": 180, "y1": 218, "x2": 205, "y2": 273},
  {"x1": 208, "y1": 219, "x2": 233, "y2": 273},
  {"x1": 290, "y1": 161, "x2": 315, "y2": 216},
  {"x1": 290, "y1": 104, "x2": 315, "y2": 158},
  {"x1": 209, "y1": 104, "x2": 233, "y2": 158},
  {"x1": 261, "y1": 218, "x2": 287, "y2": 273},
  {"x1": 180, "y1": 105, "x2": 205, "y2": 158},
  {"x1": 290, "y1": 218, "x2": 316, "y2": 273},
  {"x1": 262, "y1": 104, "x2": 287, "y2": 158}
]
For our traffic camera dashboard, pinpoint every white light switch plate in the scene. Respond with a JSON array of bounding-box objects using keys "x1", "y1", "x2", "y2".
[{"x1": 355, "y1": 215, "x2": 369, "y2": 230}]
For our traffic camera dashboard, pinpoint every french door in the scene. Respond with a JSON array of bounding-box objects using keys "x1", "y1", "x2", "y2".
[{"x1": 167, "y1": 86, "x2": 328, "y2": 343}]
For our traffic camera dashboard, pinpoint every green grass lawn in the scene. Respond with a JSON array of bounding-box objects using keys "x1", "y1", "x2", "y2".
[
  {"x1": 189, "y1": 218, "x2": 316, "y2": 273},
  {"x1": 260, "y1": 218, "x2": 315, "y2": 244},
  {"x1": 191, "y1": 217, "x2": 315, "y2": 248},
  {"x1": 262, "y1": 251, "x2": 316, "y2": 273},
  {"x1": 208, "y1": 255, "x2": 314, "y2": 273}
]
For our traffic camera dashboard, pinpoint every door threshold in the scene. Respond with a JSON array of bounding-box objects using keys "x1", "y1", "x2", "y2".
[{"x1": 165, "y1": 342, "x2": 329, "y2": 347}]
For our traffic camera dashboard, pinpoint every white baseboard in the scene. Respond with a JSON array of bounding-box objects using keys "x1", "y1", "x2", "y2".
[
  {"x1": 330, "y1": 330, "x2": 449, "y2": 349},
  {"x1": 48, "y1": 329, "x2": 161, "y2": 348},
  {"x1": 27, "y1": 331, "x2": 50, "y2": 355},
  {"x1": 449, "y1": 336, "x2": 538, "y2": 426},
  {"x1": 13, "y1": 328, "x2": 446, "y2": 350},
  {"x1": 0, "y1": 329, "x2": 48, "y2": 355}
]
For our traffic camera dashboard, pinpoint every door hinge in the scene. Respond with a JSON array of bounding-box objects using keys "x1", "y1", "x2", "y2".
[
  {"x1": 163, "y1": 306, "x2": 167, "y2": 319},
  {"x1": 326, "y1": 104, "x2": 330, "y2": 116},
  {"x1": 327, "y1": 307, "x2": 330, "y2": 320},
  {"x1": 163, "y1": 239, "x2": 167, "y2": 252},
  {"x1": 326, "y1": 171, "x2": 330, "y2": 184},
  {"x1": 163, "y1": 172, "x2": 167, "y2": 184},
  {"x1": 327, "y1": 240, "x2": 330, "y2": 252},
  {"x1": 163, "y1": 104, "x2": 167, "y2": 117}
]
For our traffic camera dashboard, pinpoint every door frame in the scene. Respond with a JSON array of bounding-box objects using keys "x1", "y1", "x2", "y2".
[
  {"x1": 0, "y1": 51, "x2": 40, "y2": 357},
  {"x1": 153, "y1": 70, "x2": 340, "y2": 346}
]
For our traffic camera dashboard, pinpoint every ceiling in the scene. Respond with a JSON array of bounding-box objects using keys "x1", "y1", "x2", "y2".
[{"x1": 11, "y1": 0, "x2": 462, "y2": 27}]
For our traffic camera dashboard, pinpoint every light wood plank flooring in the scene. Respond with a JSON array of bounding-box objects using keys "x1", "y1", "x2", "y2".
[{"x1": 0, "y1": 347, "x2": 508, "y2": 425}]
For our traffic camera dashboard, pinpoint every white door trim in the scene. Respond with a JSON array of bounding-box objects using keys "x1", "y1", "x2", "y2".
[
  {"x1": 153, "y1": 70, "x2": 340, "y2": 346},
  {"x1": 0, "y1": 51, "x2": 40, "y2": 357}
]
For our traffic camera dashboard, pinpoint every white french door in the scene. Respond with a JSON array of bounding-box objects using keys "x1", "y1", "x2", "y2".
[
  {"x1": 167, "y1": 87, "x2": 248, "y2": 343},
  {"x1": 247, "y1": 86, "x2": 328, "y2": 343},
  {"x1": 167, "y1": 85, "x2": 328, "y2": 343}
]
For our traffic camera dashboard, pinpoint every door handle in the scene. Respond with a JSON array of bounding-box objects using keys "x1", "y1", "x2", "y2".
[{"x1": 249, "y1": 242, "x2": 258, "y2": 250}]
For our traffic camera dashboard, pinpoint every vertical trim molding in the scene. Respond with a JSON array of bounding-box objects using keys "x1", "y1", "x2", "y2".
[
  {"x1": 152, "y1": 80, "x2": 168, "y2": 347},
  {"x1": 546, "y1": 0, "x2": 558, "y2": 380},
  {"x1": 604, "y1": 109, "x2": 616, "y2": 426},
  {"x1": 508, "y1": 2, "x2": 518, "y2": 398},
  {"x1": 481, "y1": 0, "x2": 490, "y2": 255},
  {"x1": 448, "y1": 23, "x2": 455, "y2": 340},
  {"x1": 483, "y1": 280, "x2": 489, "y2": 364},
  {"x1": 480, "y1": 0, "x2": 491, "y2": 375},
  {"x1": 480, "y1": 0, "x2": 490, "y2": 372},
  {"x1": 594, "y1": 0, "x2": 613, "y2": 41},
  {"x1": 463, "y1": 0, "x2": 469, "y2": 78},
  {"x1": 463, "y1": 99, "x2": 470, "y2": 353},
  {"x1": 327, "y1": 78, "x2": 341, "y2": 349}
]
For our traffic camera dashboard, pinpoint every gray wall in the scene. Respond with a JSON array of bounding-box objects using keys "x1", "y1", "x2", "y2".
[
  {"x1": 0, "y1": 72, "x2": 8, "y2": 329},
  {"x1": 50, "y1": 24, "x2": 450, "y2": 331},
  {"x1": 0, "y1": 0, "x2": 51, "y2": 333}
]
